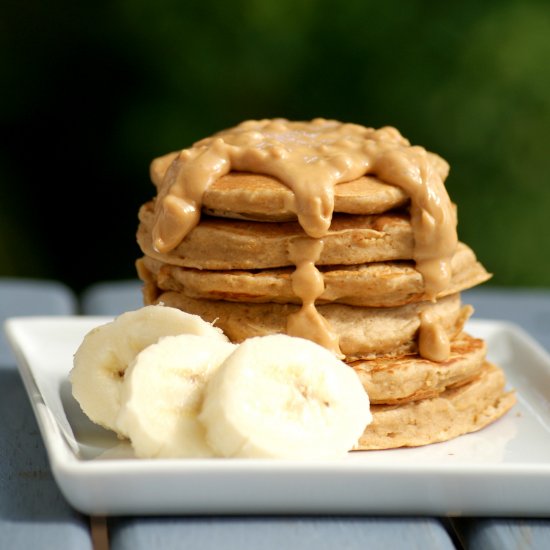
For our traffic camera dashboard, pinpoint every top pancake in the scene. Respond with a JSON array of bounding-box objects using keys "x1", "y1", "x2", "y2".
[{"x1": 150, "y1": 152, "x2": 410, "y2": 221}]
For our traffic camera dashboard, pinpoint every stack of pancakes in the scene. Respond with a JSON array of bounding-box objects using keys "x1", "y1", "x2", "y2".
[{"x1": 136, "y1": 121, "x2": 516, "y2": 450}]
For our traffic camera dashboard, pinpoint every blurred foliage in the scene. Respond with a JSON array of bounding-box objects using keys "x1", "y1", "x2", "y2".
[{"x1": 1, "y1": 0, "x2": 549, "y2": 291}]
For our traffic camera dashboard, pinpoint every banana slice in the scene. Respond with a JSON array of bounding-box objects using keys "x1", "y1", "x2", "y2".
[
  {"x1": 198, "y1": 334, "x2": 372, "y2": 459},
  {"x1": 70, "y1": 304, "x2": 227, "y2": 436},
  {"x1": 116, "y1": 334, "x2": 236, "y2": 458}
]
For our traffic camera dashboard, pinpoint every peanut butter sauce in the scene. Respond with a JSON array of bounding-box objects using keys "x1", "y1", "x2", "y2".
[
  {"x1": 151, "y1": 118, "x2": 458, "y2": 360},
  {"x1": 418, "y1": 310, "x2": 451, "y2": 362},
  {"x1": 287, "y1": 237, "x2": 342, "y2": 356}
]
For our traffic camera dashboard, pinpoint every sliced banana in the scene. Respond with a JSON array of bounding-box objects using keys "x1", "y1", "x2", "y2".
[
  {"x1": 116, "y1": 334, "x2": 236, "y2": 458},
  {"x1": 198, "y1": 334, "x2": 372, "y2": 459},
  {"x1": 70, "y1": 304, "x2": 227, "y2": 436}
]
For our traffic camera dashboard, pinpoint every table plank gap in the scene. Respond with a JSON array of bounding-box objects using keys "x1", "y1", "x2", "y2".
[{"x1": 91, "y1": 516, "x2": 110, "y2": 550}]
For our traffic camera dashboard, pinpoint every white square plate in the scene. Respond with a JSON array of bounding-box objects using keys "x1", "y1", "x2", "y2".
[{"x1": 4, "y1": 316, "x2": 550, "y2": 516}]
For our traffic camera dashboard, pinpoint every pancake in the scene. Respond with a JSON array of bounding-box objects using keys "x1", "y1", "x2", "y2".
[
  {"x1": 151, "y1": 150, "x2": 450, "y2": 193},
  {"x1": 138, "y1": 201, "x2": 414, "y2": 270},
  {"x1": 201, "y1": 173, "x2": 410, "y2": 222},
  {"x1": 150, "y1": 147, "x2": 449, "y2": 223},
  {"x1": 136, "y1": 242, "x2": 491, "y2": 307},
  {"x1": 355, "y1": 362, "x2": 516, "y2": 450},
  {"x1": 350, "y1": 332, "x2": 486, "y2": 404},
  {"x1": 150, "y1": 155, "x2": 410, "y2": 221},
  {"x1": 148, "y1": 291, "x2": 472, "y2": 361}
]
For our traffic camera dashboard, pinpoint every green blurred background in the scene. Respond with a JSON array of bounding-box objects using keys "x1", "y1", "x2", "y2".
[{"x1": 2, "y1": 0, "x2": 549, "y2": 295}]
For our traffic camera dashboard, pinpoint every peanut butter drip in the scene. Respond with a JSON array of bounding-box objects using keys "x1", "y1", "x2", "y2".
[
  {"x1": 286, "y1": 238, "x2": 342, "y2": 357},
  {"x1": 418, "y1": 310, "x2": 451, "y2": 362},
  {"x1": 152, "y1": 118, "x2": 458, "y2": 358},
  {"x1": 373, "y1": 146, "x2": 457, "y2": 298}
]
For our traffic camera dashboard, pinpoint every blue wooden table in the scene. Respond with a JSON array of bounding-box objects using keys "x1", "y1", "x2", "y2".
[{"x1": 2, "y1": 277, "x2": 550, "y2": 549}]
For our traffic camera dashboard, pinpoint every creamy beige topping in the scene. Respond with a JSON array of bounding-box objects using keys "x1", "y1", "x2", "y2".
[
  {"x1": 151, "y1": 118, "x2": 458, "y2": 361},
  {"x1": 418, "y1": 310, "x2": 451, "y2": 362},
  {"x1": 287, "y1": 237, "x2": 341, "y2": 356}
]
